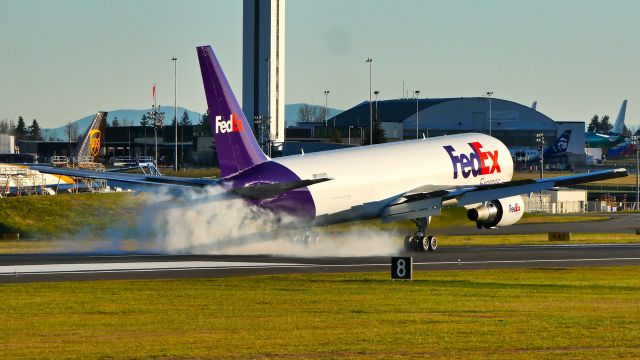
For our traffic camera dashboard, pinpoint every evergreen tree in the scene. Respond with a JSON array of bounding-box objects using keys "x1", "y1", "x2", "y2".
[
  {"x1": 15, "y1": 116, "x2": 27, "y2": 140},
  {"x1": 179, "y1": 110, "x2": 192, "y2": 126},
  {"x1": 28, "y1": 119, "x2": 43, "y2": 141},
  {"x1": 622, "y1": 125, "x2": 632, "y2": 137},
  {"x1": 111, "y1": 116, "x2": 120, "y2": 127},
  {"x1": 329, "y1": 128, "x2": 343, "y2": 143},
  {"x1": 599, "y1": 115, "x2": 612, "y2": 133},
  {"x1": 362, "y1": 121, "x2": 387, "y2": 145},
  {"x1": 587, "y1": 115, "x2": 600, "y2": 132},
  {"x1": 140, "y1": 114, "x2": 149, "y2": 127},
  {"x1": 198, "y1": 110, "x2": 211, "y2": 136}
]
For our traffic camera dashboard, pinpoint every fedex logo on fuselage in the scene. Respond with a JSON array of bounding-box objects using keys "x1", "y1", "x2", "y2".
[
  {"x1": 443, "y1": 142, "x2": 501, "y2": 179},
  {"x1": 215, "y1": 114, "x2": 243, "y2": 134}
]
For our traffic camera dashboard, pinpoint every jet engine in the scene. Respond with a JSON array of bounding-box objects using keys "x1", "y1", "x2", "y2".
[{"x1": 466, "y1": 195, "x2": 525, "y2": 228}]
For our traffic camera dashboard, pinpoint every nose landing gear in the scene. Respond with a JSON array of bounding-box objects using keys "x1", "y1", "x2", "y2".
[{"x1": 403, "y1": 217, "x2": 437, "y2": 252}]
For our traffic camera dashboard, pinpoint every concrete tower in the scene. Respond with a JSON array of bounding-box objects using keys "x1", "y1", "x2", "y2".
[{"x1": 243, "y1": 0, "x2": 285, "y2": 146}]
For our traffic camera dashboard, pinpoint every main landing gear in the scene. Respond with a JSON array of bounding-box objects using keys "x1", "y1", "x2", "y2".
[{"x1": 403, "y1": 217, "x2": 437, "y2": 252}]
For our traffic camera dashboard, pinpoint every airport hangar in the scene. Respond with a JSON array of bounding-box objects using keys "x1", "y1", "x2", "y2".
[{"x1": 321, "y1": 97, "x2": 586, "y2": 169}]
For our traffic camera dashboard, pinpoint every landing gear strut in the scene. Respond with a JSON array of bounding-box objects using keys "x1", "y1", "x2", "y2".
[{"x1": 403, "y1": 217, "x2": 437, "y2": 252}]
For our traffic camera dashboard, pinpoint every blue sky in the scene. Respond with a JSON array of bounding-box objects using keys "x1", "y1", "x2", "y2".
[{"x1": 1, "y1": 0, "x2": 639, "y2": 129}]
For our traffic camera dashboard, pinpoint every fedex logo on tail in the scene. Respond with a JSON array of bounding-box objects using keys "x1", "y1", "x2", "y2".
[
  {"x1": 215, "y1": 114, "x2": 243, "y2": 134},
  {"x1": 443, "y1": 142, "x2": 501, "y2": 179}
]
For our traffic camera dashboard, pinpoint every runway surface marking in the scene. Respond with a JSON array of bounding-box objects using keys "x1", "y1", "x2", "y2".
[
  {"x1": 0, "y1": 261, "x2": 308, "y2": 275},
  {"x1": 2, "y1": 257, "x2": 640, "y2": 276}
]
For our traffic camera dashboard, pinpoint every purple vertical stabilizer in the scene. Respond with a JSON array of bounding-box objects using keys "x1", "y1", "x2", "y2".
[{"x1": 197, "y1": 45, "x2": 268, "y2": 177}]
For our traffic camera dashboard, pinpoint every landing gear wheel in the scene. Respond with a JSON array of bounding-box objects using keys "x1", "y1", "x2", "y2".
[
  {"x1": 427, "y1": 236, "x2": 437, "y2": 252},
  {"x1": 403, "y1": 236, "x2": 413, "y2": 252},
  {"x1": 418, "y1": 235, "x2": 429, "y2": 252}
]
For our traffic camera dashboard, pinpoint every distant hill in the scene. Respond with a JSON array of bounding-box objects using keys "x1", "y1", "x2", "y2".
[
  {"x1": 44, "y1": 107, "x2": 201, "y2": 140},
  {"x1": 285, "y1": 103, "x2": 343, "y2": 127}
]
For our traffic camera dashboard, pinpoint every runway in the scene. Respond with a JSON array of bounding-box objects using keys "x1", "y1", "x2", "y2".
[{"x1": 2, "y1": 243, "x2": 640, "y2": 283}]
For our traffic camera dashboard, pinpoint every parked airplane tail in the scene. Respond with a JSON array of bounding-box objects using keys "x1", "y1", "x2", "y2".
[
  {"x1": 72, "y1": 111, "x2": 107, "y2": 161},
  {"x1": 197, "y1": 45, "x2": 268, "y2": 177},
  {"x1": 543, "y1": 130, "x2": 571, "y2": 158},
  {"x1": 612, "y1": 99, "x2": 627, "y2": 135}
]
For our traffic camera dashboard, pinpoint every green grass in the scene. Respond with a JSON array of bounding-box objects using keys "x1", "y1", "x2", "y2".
[
  {"x1": 441, "y1": 233, "x2": 640, "y2": 246},
  {"x1": 125, "y1": 167, "x2": 220, "y2": 178},
  {"x1": 0, "y1": 192, "x2": 145, "y2": 238},
  {"x1": 0, "y1": 194, "x2": 630, "y2": 254},
  {"x1": 1, "y1": 268, "x2": 640, "y2": 358}
]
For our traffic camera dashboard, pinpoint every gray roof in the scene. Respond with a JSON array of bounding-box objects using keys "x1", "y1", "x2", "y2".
[{"x1": 327, "y1": 98, "x2": 460, "y2": 127}]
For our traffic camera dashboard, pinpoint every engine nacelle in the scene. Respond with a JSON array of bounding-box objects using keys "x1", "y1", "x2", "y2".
[{"x1": 466, "y1": 195, "x2": 524, "y2": 228}]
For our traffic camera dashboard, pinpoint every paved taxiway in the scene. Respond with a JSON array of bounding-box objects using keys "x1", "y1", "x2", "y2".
[{"x1": 1, "y1": 243, "x2": 640, "y2": 283}]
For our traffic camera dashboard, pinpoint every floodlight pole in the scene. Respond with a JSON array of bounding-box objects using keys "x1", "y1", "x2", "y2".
[
  {"x1": 415, "y1": 90, "x2": 420, "y2": 139},
  {"x1": 374, "y1": 90, "x2": 380, "y2": 134},
  {"x1": 172, "y1": 57, "x2": 178, "y2": 171},
  {"x1": 536, "y1": 132, "x2": 545, "y2": 179},
  {"x1": 348, "y1": 125, "x2": 353, "y2": 145},
  {"x1": 486, "y1": 91, "x2": 493, "y2": 136},
  {"x1": 631, "y1": 136, "x2": 640, "y2": 210},
  {"x1": 366, "y1": 58, "x2": 373, "y2": 145},
  {"x1": 324, "y1": 90, "x2": 330, "y2": 126}
]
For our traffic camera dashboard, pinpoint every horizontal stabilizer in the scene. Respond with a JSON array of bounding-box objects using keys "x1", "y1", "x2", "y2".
[{"x1": 231, "y1": 178, "x2": 332, "y2": 200}]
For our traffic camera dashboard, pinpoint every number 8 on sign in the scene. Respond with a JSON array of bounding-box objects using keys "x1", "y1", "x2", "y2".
[{"x1": 391, "y1": 257, "x2": 412, "y2": 280}]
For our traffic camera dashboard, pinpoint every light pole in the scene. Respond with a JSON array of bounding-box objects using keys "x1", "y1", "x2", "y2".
[
  {"x1": 632, "y1": 136, "x2": 639, "y2": 210},
  {"x1": 348, "y1": 125, "x2": 353, "y2": 145},
  {"x1": 486, "y1": 91, "x2": 493, "y2": 136},
  {"x1": 172, "y1": 57, "x2": 178, "y2": 171},
  {"x1": 536, "y1": 132, "x2": 545, "y2": 179},
  {"x1": 324, "y1": 90, "x2": 330, "y2": 126},
  {"x1": 415, "y1": 90, "x2": 420, "y2": 139},
  {"x1": 366, "y1": 58, "x2": 372, "y2": 145},
  {"x1": 374, "y1": 90, "x2": 379, "y2": 130}
]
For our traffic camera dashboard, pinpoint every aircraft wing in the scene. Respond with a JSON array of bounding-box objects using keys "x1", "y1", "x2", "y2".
[
  {"x1": 32, "y1": 165, "x2": 217, "y2": 187},
  {"x1": 381, "y1": 168, "x2": 628, "y2": 222},
  {"x1": 31, "y1": 165, "x2": 332, "y2": 200}
]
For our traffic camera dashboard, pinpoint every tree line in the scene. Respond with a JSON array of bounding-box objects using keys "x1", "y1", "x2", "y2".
[
  {"x1": 0, "y1": 116, "x2": 44, "y2": 141},
  {"x1": 587, "y1": 114, "x2": 633, "y2": 137}
]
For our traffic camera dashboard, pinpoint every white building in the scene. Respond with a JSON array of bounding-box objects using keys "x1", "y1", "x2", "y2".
[
  {"x1": 0, "y1": 134, "x2": 15, "y2": 154},
  {"x1": 242, "y1": 0, "x2": 286, "y2": 145},
  {"x1": 524, "y1": 188, "x2": 587, "y2": 213}
]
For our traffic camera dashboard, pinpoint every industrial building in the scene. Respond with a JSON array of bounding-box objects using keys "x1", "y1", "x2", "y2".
[{"x1": 324, "y1": 97, "x2": 586, "y2": 167}]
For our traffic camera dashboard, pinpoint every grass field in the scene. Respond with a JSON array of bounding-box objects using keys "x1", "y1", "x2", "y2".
[
  {"x1": 1, "y1": 268, "x2": 639, "y2": 358},
  {"x1": 0, "y1": 192, "x2": 146, "y2": 238},
  {"x1": 0, "y1": 193, "x2": 634, "y2": 254}
]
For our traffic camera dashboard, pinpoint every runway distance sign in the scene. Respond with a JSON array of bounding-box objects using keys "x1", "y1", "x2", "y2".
[{"x1": 391, "y1": 257, "x2": 412, "y2": 280}]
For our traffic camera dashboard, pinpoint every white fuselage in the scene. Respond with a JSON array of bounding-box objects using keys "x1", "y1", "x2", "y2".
[{"x1": 274, "y1": 133, "x2": 513, "y2": 221}]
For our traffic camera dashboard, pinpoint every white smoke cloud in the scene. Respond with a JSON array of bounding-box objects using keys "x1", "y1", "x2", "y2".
[{"x1": 119, "y1": 186, "x2": 401, "y2": 257}]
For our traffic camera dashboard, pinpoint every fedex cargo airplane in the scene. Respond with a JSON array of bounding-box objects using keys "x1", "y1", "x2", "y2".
[{"x1": 34, "y1": 45, "x2": 628, "y2": 252}]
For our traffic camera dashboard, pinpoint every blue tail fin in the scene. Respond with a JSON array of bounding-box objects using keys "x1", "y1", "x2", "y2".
[
  {"x1": 544, "y1": 130, "x2": 571, "y2": 158},
  {"x1": 612, "y1": 100, "x2": 627, "y2": 135},
  {"x1": 197, "y1": 45, "x2": 268, "y2": 177}
]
